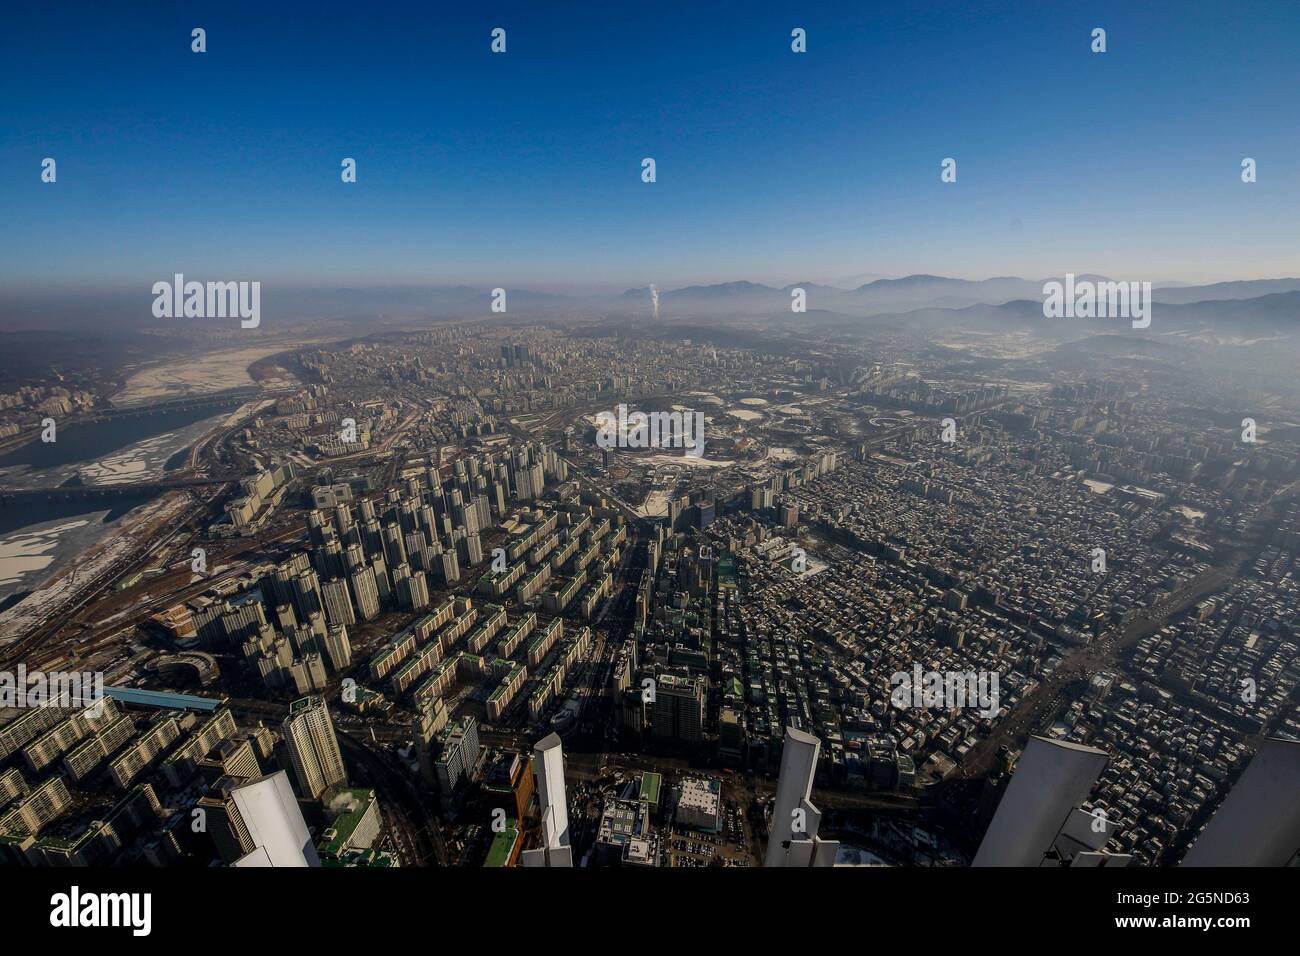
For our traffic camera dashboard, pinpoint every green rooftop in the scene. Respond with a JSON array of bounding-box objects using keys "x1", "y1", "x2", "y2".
[
  {"x1": 640, "y1": 771, "x2": 662, "y2": 807},
  {"x1": 317, "y1": 788, "x2": 375, "y2": 858},
  {"x1": 484, "y1": 820, "x2": 520, "y2": 867}
]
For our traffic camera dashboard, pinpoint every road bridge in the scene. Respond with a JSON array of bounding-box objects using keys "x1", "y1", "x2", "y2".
[
  {"x1": 101, "y1": 388, "x2": 263, "y2": 419},
  {"x1": 0, "y1": 474, "x2": 238, "y2": 505}
]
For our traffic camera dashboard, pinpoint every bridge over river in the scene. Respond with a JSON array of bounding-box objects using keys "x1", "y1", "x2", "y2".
[{"x1": 0, "y1": 474, "x2": 238, "y2": 506}]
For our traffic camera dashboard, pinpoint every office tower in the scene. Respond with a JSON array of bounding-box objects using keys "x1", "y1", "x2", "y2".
[
  {"x1": 459, "y1": 716, "x2": 480, "y2": 773},
  {"x1": 433, "y1": 737, "x2": 462, "y2": 800},
  {"x1": 764, "y1": 727, "x2": 839, "y2": 867},
  {"x1": 521, "y1": 733, "x2": 572, "y2": 867},
  {"x1": 651, "y1": 673, "x2": 704, "y2": 744},
  {"x1": 229, "y1": 771, "x2": 322, "y2": 867},
  {"x1": 1182, "y1": 737, "x2": 1300, "y2": 866},
  {"x1": 281, "y1": 696, "x2": 347, "y2": 800},
  {"x1": 320, "y1": 578, "x2": 356, "y2": 628},
  {"x1": 972, "y1": 736, "x2": 1109, "y2": 867},
  {"x1": 779, "y1": 502, "x2": 799, "y2": 529}
]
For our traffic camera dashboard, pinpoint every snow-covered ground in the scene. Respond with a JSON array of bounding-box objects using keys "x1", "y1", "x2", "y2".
[
  {"x1": 112, "y1": 346, "x2": 295, "y2": 405},
  {"x1": 0, "y1": 492, "x2": 194, "y2": 644},
  {"x1": 0, "y1": 518, "x2": 94, "y2": 589}
]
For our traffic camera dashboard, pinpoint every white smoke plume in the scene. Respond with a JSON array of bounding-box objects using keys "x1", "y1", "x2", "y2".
[{"x1": 649, "y1": 283, "x2": 659, "y2": 321}]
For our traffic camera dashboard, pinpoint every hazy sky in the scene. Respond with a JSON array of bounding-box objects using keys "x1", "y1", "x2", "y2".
[{"x1": 2, "y1": 0, "x2": 1297, "y2": 292}]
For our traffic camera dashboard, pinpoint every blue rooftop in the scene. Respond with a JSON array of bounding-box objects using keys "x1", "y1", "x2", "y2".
[{"x1": 104, "y1": 686, "x2": 223, "y2": 711}]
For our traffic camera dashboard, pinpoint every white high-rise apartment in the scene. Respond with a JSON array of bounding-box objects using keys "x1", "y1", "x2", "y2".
[{"x1": 282, "y1": 696, "x2": 347, "y2": 800}]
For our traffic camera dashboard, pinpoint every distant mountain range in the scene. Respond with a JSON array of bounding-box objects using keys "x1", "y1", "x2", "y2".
[
  {"x1": 3, "y1": 275, "x2": 1297, "y2": 335},
  {"x1": 273, "y1": 274, "x2": 1300, "y2": 322},
  {"x1": 806, "y1": 290, "x2": 1300, "y2": 338},
  {"x1": 615, "y1": 275, "x2": 1300, "y2": 318}
]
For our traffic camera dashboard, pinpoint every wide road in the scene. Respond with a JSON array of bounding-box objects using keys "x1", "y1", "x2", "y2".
[{"x1": 959, "y1": 562, "x2": 1236, "y2": 779}]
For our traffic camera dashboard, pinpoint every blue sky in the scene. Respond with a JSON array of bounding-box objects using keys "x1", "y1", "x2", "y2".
[{"x1": 2, "y1": 0, "x2": 1297, "y2": 292}]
